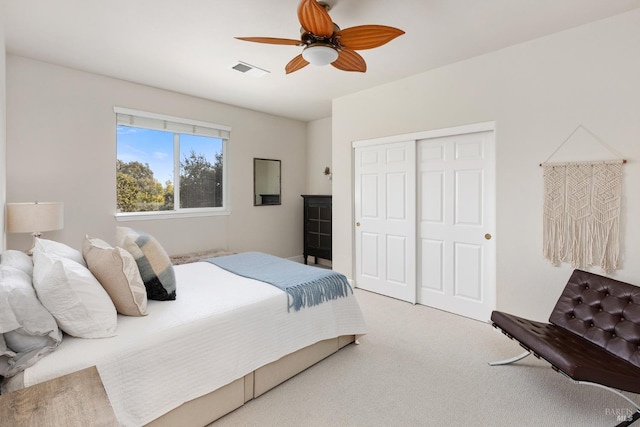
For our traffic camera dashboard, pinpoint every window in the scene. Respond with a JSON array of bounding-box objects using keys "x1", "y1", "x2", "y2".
[{"x1": 114, "y1": 107, "x2": 231, "y2": 219}]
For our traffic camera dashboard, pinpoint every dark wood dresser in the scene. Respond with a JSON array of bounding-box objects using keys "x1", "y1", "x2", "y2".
[{"x1": 301, "y1": 195, "x2": 332, "y2": 264}]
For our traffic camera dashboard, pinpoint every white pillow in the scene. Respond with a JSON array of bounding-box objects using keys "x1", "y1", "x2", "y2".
[
  {"x1": 0, "y1": 265, "x2": 62, "y2": 377},
  {"x1": 83, "y1": 235, "x2": 148, "y2": 317},
  {"x1": 32, "y1": 248, "x2": 117, "y2": 338},
  {"x1": 0, "y1": 250, "x2": 34, "y2": 277},
  {"x1": 34, "y1": 238, "x2": 86, "y2": 266}
]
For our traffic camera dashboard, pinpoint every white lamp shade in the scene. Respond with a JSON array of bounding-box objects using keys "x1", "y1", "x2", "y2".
[
  {"x1": 6, "y1": 202, "x2": 64, "y2": 233},
  {"x1": 302, "y1": 44, "x2": 339, "y2": 66}
]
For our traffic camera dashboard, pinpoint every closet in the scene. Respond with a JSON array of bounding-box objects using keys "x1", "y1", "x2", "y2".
[{"x1": 353, "y1": 122, "x2": 496, "y2": 321}]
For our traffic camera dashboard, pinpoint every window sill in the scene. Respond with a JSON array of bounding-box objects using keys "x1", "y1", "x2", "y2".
[{"x1": 115, "y1": 209, "x2": 230, "y2": 222}]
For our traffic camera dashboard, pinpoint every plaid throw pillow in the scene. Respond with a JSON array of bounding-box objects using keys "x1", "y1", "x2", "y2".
[{"x1": 116, "y1": 227, "x2": 176, "y2": 301}]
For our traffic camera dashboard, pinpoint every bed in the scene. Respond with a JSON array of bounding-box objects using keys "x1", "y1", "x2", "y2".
[{"x1": 0, "y1": 233, "x2": 367, "y2": 426}]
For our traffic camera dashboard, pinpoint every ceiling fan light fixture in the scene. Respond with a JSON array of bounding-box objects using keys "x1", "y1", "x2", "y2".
[{"x1": 302, "y1": 44, "x2": 338, "y2": 66}]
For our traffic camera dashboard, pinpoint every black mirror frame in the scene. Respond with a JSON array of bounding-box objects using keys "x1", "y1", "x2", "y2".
[{"x1": 253, "y1": 158, "x2": 281, "y2": 206}]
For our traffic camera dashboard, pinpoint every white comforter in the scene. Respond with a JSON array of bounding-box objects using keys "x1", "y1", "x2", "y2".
[{"x1": 20, "y1": 262, "x2": 367, "y2": 426}]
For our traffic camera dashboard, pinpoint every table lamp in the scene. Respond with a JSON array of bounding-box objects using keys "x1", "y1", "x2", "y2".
[{"x1": 6, "y1": 201, "x2": 64, "y2": 254}]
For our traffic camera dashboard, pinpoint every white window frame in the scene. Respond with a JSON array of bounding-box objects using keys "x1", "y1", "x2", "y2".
[{"x1": 114, "y1": 107, "x2": 232, "y2": 221}]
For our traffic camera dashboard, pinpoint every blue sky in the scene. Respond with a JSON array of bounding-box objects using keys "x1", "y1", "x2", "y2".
[{"x1": 117, "y1": 126, "x2": 222, "y2": 184}]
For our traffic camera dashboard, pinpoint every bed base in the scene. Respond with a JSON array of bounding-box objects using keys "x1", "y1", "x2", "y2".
[{"x1": 146, "y1": 334, "x2": 356, "y2": 426}]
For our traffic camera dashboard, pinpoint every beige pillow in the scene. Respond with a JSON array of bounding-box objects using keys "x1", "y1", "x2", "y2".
[{"x1": 83, "y1": 236, "x2": 148, "y2": 317}]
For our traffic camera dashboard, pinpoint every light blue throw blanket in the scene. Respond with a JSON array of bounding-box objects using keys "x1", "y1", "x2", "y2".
[{"x1": 205, "y1": 252, "x2": 352, "y2": 312}]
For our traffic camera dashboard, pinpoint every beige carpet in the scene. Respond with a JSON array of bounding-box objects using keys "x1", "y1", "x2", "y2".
[{"x1": 212, "y1": 289, "x2": 638, "y2": 427}]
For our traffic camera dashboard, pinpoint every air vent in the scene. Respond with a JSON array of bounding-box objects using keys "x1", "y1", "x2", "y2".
[{"x1": 232, "y1": 61, "x2": 270, "y2": 77}]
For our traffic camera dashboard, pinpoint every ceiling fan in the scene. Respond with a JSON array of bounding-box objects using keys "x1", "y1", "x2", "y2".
[{"x1": 235, "y1": 0, "x2": 405, "y2": 74}]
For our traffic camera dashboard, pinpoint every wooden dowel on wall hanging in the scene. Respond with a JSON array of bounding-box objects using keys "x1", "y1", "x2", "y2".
[{"x1": 539, "y1": 159, "x2": 627, "y2": 167}]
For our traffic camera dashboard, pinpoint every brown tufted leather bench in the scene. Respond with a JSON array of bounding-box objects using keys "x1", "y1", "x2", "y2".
[{"x1": 490, "y1": 269, "x2": 640, "y2": 426}]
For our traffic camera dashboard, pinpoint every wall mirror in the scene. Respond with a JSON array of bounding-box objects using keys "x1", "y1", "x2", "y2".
[{"x1": 254, "y1": 158, "x2": 281, "y2": 206}]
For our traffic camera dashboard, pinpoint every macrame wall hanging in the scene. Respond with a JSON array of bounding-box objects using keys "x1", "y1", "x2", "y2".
[{"x1": 541, "y1": 125, "x2": 626, "y2": 273}]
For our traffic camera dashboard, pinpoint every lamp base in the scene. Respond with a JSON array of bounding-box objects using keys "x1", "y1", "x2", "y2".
[{"x1": 26, "y1": 232, "x2": 42, "y2": 256}]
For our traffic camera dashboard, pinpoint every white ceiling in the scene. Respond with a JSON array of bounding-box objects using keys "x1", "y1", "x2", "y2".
[{"x1": 5, "y1": 0, "x2": 640, "y2": 122}]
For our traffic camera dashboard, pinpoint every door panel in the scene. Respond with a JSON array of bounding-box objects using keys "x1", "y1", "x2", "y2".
[
  {"x1": 360, "y1": 174, "x2": 379, "y2": 217},
  {"x1": 387, "y1": 173, "x2": 407, "y2": 219},
  {"x1": 421, "y1": 239, "x2": 443, "y2": 292},
  {"x1": 418, "y1": 131, "x2": 495, "y2": 321},
  {"x1": 421, "y1": 171, "x2": 444, "y2": 223},
  {"x1": 386, "y1": 234, "x2": 407, "y2": 284},
  {"x1": 455, "y1": 170, "x2": 482, "y2": 225},
  {"x1": 361, "y1": 232, "x2": 379, "y2": 277},
  {"x1": 354, "y1": 141, "x2": 416, "y2": 303},
  {"x1": 454, "y1": 242, "x2": 482, "y2": 299}
]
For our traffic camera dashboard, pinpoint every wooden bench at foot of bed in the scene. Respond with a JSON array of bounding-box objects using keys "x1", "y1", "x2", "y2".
[{"x1": 147, "y1": 335, "x2": 356, "y2": 427}]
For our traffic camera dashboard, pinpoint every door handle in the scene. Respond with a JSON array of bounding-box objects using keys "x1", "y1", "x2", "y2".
[
  {"x1": 484, "y1": 233, "x2": 492, "y2": 240},
  {"x1": 356, "y1": 222, "x2": 361, "y2": 227}
]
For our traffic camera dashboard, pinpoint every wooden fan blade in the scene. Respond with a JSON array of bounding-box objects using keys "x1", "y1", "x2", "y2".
[
  {"x1": 336, "y1": 25, "x2": 405, "y2": 50},
  {"x1": 331, "y1": 49, "x2": 366, "y2": 73},
  {"x1": 297, "y1": 0, "x2": 334, "y2": 38},
  {"x1": 235, "y1": 37, "x2": 302, "y2": 46},
  {"x1": 285, "y1": 54, "x2": 310, "y2": 74}
]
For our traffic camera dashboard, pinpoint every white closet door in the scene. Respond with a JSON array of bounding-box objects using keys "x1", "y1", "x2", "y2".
[
  {"x1": 417, "y1": 131, "x2": 495, "y2": 321},
  {"x1": 354, "y1": 141, "x2": 416, "y2": 303}
]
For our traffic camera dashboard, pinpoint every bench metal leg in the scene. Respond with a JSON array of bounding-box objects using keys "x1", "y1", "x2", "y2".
[
  {"x1": 572, "y1": 379, "x2": 640, "y2": 426},
  {"x1": 488, "y1": 351, "x2": 532, "y2": 366},
  {"x1": 573, "y1": 380, "x2": 640, "y2": 412},
  {"x1": 490, "y1": 326, "x2": 639, "y2": 426}
]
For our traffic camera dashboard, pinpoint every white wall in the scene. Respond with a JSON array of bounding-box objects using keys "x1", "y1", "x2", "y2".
[
  {"x1": 306, "y1": 117, "x2": 332, "y2": 195},
  {"x1": 6, "y1": 55, "x2": 307, "y2": 258},
  {"x1": 333, "y1": 9, "x2": 640, "y2": 321},
  {"x1": 0, "y1": 2, "x2": 6, "y2": 250}
]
